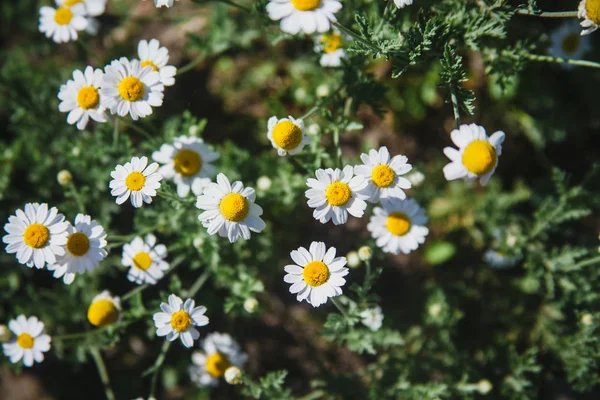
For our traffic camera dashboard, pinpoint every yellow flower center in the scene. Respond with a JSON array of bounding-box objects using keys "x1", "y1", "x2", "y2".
[
  {"x1": 54, "y1": 7, "x2": 73, "y2": 25},
  {"x1": 320, "y1": 33, "x2": 343, "y2": 54},
  {"x1": 371, "y1": 165, "x2": 396, "y2": 188},
  {"x1": 173, "y1": 149, "x2": 203, "y2": 177},
  {"x1": 219, "y1": 193, "x2": 249, "y2": 222},
  {"x1": 303, "y1": 261, "x2": 330, "y2": 287},
  {"x1": 132, "y1": 251, "x2": 153, "y2": 271},
  {"x1": 64, "y1": 0, "x2": 83, "y2": 5},
  {"x1": 66, "y1": 232, "x2": 90, "y2": 257},
  {"x1": 141, "y1": 60, "x2": 159, "y2": 71},
  {"x1": 291, "y1": 0, "x2": 321, "y2": 11},
  {"x1": 461, "y1": 140, "x2": 497, "y2": 175},
  {"x1": 125, "y1": 171, "x2": 146, "y2": 191},
  {"x1": 17, "y1": 333, "x2": 34, "y2": 349},
  {"x1": 23, "y1": 223, "x2": 50, "y2": 249},
  {"x1": 206, "y1": 352, "x2": 232, "y2": 377},
  {"x1": 87, "y1": 299, "x2": 120, "y2": 327},
  {"x1": 561, "y1": 33, "x2": 580, "y2": 54},
  {"x1": 325, "y1": 182, "x2": 351, "y2": 206},
  {"x1": 272, "y1": 121, "x2": 303, "y2": 151},
  {"x1": 118, "y1": 76, "x2": 145, "y2": 102},
  {"x1": 76, "y1": 86, "x2": 100, "y2": 110},
  {"x1": 586, "y1": 0, "x2": 600, "y2": 24},
  {"x1": 170, "y1": 310, "x2": 191, "y2": 332},
  {"x1": 386, "y1": 212, "x2": 411, "y2": 236}
]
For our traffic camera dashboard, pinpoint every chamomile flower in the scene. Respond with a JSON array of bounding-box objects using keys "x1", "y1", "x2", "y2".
[
  {"x1": 393, "y1": 0, "x2": 413, "y2": 8},
  {"x1": 57, "y1": 66, "x2": 107, "y2": 131},
  {"x1": 579, "y1": 0, "x2": 600, "y2": 35},
  {"x1": 56, "y1": 0, "x2": 107, "y2": 17},
  {"x1": 353, "y1": 146, "x2": 412, "y2": 203},
  {"x1": 109, "y1": 156, "x2": 163, "y2": 208},
  {"x1": 122, "y1": 234, "x2": 169, "y2": 285},
  {"x1": 87, "y1": 291, "x2": 121, "y2": 327},
  {"x1": 549, "y1": 21, "x2": 591, "y2": 63},
  {"x1": 39, "y1": 4, "x2": 88, "y2": 43},
  {"x1": 442, "y1": 124, "x2": 505, "y2": 186},
  {"x1": 367, "y1": 198, "x2": 429, "y2": 255},
  {"x1": 154, "y1": 0, "x2": 177, "y2": 7},
  {"x1": 100, "y1": 57, "x2": 164, "y2": 120},
  {"x1": 137, "y1": 39, "x2": 177, "y2": 87},
  {"x1": 360, "y1": 305, "x2": 384, "y2": 331},
  {"x1": 196, "y1": 174, "x2": 266, "y2": 243},
  {"x1": 2, "y1": 315, "x2": 51, "y2": 367},
  {"x1": 152, "y1": 136, "x2": 219, "y2": 197},
  {"x1": 305, "y1": 166, "x2": 368, "y2": 225},
  {"x1": 267, "y1": 116, "x2": 310, "y2": 156},
  {"x1": 283, "y1": 242, "x2": 348, "y2": 307},
  {"x1": 189, "y1": 333, "x2": 248, "y2": 387},
  {"x1": 3, "y1": 203, "x2": 68, "y2": 269},
  {"x1": 153, "y1": 294, "x2": 209, "y2": 348},
  {"x1": 315, "y1": 31, "x2": 346, "y2": 67},
  {"x1": 46, "y1": 213, "x2": 107, "y2": 285},
  {"x1": 266, "y1": 0, "x2": 342, "y2": 34}
]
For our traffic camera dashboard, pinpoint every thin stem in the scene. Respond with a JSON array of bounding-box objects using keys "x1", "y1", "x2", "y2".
[
  {"x1": 215, "y1": 0, "x2": 251, "y2": 12},
  {"x1": 331, "y1": 297, "x2": 349, "y2": 317},
  {"x1": 122, "y1": 255, "x2": 186, "y2": 301},
  {"x1": 124, "y1": 121, "x2": 155, "y2": 140},
  {"x1": 333, "y1": 22, "x2": 380, "y2": 53},
  {"x1": 149, "y1": 340, "x2": 172, "y2": 397},
  {"x1": 565, "y1": 255, "x2": 600, "y2": 272},
  {"x1": 374, "y1": 1, "x2": 391, "y2": 34},
  {"x1": 450, "y1": 88, "x2": 461, "y2": 129},
  {"x1": 300, "y1": 105, "x2": 320, "y2": 120},
  {"x1": 516, "y1": 10, "x2": 578, "y2": 18},
  {"x1": 53, "y1": 316, "x2": 149, "y2": 341},
  {"x1": 364, "y1": 259, "x2": 372, "y2": 288},
  {"x1": 525, "y1": 53, "x2": 600, "y2": 69},
  {"x1": 290, "y1": 156, "x2": 312, "y2": 175},
  {"x1": 176, "y1": 54, "x2": 204, "y2": 75},
  {"x1": 89, "y1": 347, "x2": 116, "y2": 400},
  {"x1": 112, "y1": 117, "x2": 119, "y2": 149},
  {"x1": 68, "y1": 181, "x2": 86, "y2": 214},
  {"x1": 332, "y1": 128, "x2": 342, "y2": 168},
  {"x1": 184, "y1": 269, "x2": 212, "y2": 298}
]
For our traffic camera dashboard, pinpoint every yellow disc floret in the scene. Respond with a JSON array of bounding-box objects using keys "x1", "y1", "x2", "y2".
[
  {"x1": 64, "y1": 0, "x2": 83, "y2": 5},
  {"x1": 386, "y1": 212, "x2": 411, "y2": 236},
  {"x1": 66, "y1": 232, "x2": 90, "y2": 257},
  {"x1": 320, "y1": 33, "x2": 343, "y2": 54},
  {"x1": 371, "y1": 165, "x2": 396, "y2": 188},
  {"x1": 206, "y1": 352, "x2": 232, "y2": 377},
  {"x1": 88, "y1": 299, "x2": 120, "y2": 327},
  {"x1": 77, "y1": 86, "x2": 100, "y2": 110},
  {"x1": 303, "y1": 261, "x2": 330, "y2": 287},
  {"x1": 23, "y1": 223, "x2": 50, "y2": 249},
  {"x1": 170, "y1": 310, "x2": 191, "y2": 332},
  {"x1": 561, "y1": 33, "x2": 580, "y2": 54},
  {"x1": 272, "y1": 121, "x2": 303, "y2": 151},
  {"x1": 118, "y1": 76, "x2": 145, "y2": 102},
  {"x1": 54, "y1": 7, "x2": 73, "y2": 25},
  {"x1": 17, "y1": 333, "x2": 34, "y2": 349},
  {"x1": 219, "y1": 193, "x2": 249, "y2": 222},
  {"x1": 125, "y1": 171, "x2": 146, "y2": 191},
  {"x1": 586, "y1": 0, "x2": 600, "y2": 24},
  {"x1": 174, "y1": 149, "x2": 203, "y2": 177},
  {"x1": 461, "y1": 140, "x2": 497, "y2": 175},
  {"x1": 141, "y1": 60, "x2": 159, "y2": 72},
  {"x1": 291, "y1": 0, "x2": 321, "y2": 11},
  {"x1": 325, "y1": 182, "x2": 352, "y2": 206},
  {"x1": 133, "y1": 251, "x2": 153, "y2": 271}
]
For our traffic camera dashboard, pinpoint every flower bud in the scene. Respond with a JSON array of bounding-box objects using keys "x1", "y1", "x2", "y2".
[
  {"x1": 581, "y1": 313, "x2": 593, "y2": 326},
  {"x1": 428, "y1": 303, "x2": 442, "y2": 317},
  {"x1": 57, "y1": 170, "x2": 73, "y2": 186},
  {"x1": 307, "y1": 124, "x2": 320, "y2": 136},
  {"x1": 189, "y1": 125, "x2": 200, "y2": 136},
  {"x1": 316, "y1": 84, "x2": 330, "y2": 98},
  {"x1": 224, "y1": 366, "x2": 242, "y2": 385},
  {"x1": 0, "y1": 324, "x2": 11, "y2": 342},
  {"x1": 358, "y1": 246, "x2": 372, "y2": 261},
  {"x1": 244, "y1": 298, "x2": 259, "y2": 313},
  {"x1": 193, "y1": 237, "x2": 205, "y2": 249},
  {"x1": 257, "y1": 176, "x2": 272, "y2": 191},
  {"x1": 476, "y1": 379, "x2": 492, "y2": 395},
  {"x1": 346, "y1": 251, "x2": 360, "y2": 268}
]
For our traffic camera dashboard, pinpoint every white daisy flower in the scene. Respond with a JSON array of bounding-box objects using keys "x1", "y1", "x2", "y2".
[
  {"x1": 315, "y1": 31, "x2": 345, "y2": 67},
  {"x1": 154, "y1": 0, "x2": 177, "y2": 7},
  {"x1": 549, "y1": 21, "x2": 591, "y2": 63},
  {"x1": 39, "y1": 4, "x2": 88, "y2": 43},
  {"x1": 305, "y1": 166, "x2": 368, "y2": 225},
  {"x1": 189, "y1": 333, "x2": 248, "y2": 387},
  {"x1": 109, "y1": 156, "x2": 163, "y2": 208},
  {"x1": 360, "y1": 306, "x2": 384, "y2": 331},
  {"x1": 3, "y1": 203, "x2": 69, "y2": 269},
  {"x1": 56, "y1": 0, "x2": 107, "y2": 17},
  {"x1": 393, "y1": 0, "x2": 413, "y2": 8},
  {"x1": 2, "y1": 315, "x2": 51, "y2": 367},
  {"x1": 137, "y1": 39, "x2": 177, "y2": 87},
  {"x1": 87, "y1": 291, "x2": 121, "y2": 327},
  {"x1": 266, "y1": 0, "x2": 342, "y2": 34},
  {"x1": 442, "y1": 123, "x2": 505, "y2": 186},
  {"x1": 58, "y1": 66, "x2": 107, "y2": 131},
  {"x1": 266, "y1": 116, "x2": 310, "y2": 156},
  {"x1": 353, "y1": 146, "x2": 413, "y2": 203},
  {"x1": 196, "y1": 174, "x2": 266, "y2": 243},
  {"x1": 367, "y1": 198, "x2": 429, "y2": 255},
  {"x1": 100, "y1": 57, "x2": 164, "y2": 120},
  {"x1": 283, "y1": 241, "x2": 348, "y2": 307},
  {"x1": 46, "y1": 213, "x2": 107, "y2": 285},
  {"x1": 153, "y1": 294, "x2": 209, "y2": 348},
  {"x1": 152, "y1": 136, "x2": 219, "y2": 197},
  {"x1": 122, "y1": 234, "x2": 169, "y2": 285},
  {"x1": 579, "y1": 0, "x2": 600, "y2": 35}
]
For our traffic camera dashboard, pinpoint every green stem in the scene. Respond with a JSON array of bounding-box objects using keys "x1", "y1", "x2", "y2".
[
  {"x1": 122, "y1": 255, "x2": 186, "y2": 301},
  {"x1": 124, "y1": 121, "x2": 156, "y2": 140},
  {"x1": 333, "y1": 22, "x2": 380, "y2": 53},
  {"x1": 176, "y1": 54, "x2": 204, "y2": 75},
  {"x1": 525, "y1": 53, "x2": 600, "y2": 69},
  {"x1": 112, "y1": 117, "x2": 119, "y2": 149},
  {"x1": 450, "y1": 88, "x2": 461, "y2": 129},
  {"x1": 184, "y1": 269, "x2": 212, "y2": 298},
  {"x1": 149, "y1": 340, "x2": 172, "y2": 397},
  {"x1": 364, "y1": 259, "x2": 372, "y2": 288},
  {"x1": 374, "y1": 1, "x2": 391, "y2": 34},
  {"x1": 565, "y1": 255, "x2": 600, "y2": 272},
  {"x1": 68, "y1": 181, "x2": 86, "y2": 214},
  {"x1": 89, "y1": 347, "x2": 116, "y2": 400},
  {"x1": 300, "y1": 105, "x2": 320, "y2": 120},
  {"x1": 331, "y1": 297, "x2": 349, "y2": 317},
  {"x1": 516, "y1": 10, "x2": 578, "y2": 18},
  {"x1": 332, "y1": 128, "x2": 342, "y2": 168}
]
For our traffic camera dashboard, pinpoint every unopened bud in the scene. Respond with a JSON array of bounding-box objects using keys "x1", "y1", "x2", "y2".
[
  {"x1": 244, "y1": 298, "x2": 259, "y2": 313},
  {"x1": 257, "y1": 176, "x2": 272, "y2": 191},
  {"x1": 581, "y1": 313, "x2": 593, "y2": 326},
  {"x1": 346, "y1": 251, "x2": 360, "y2": 268},
  {"x1": 316, "y1": 84, "x2": 330, "y2": 98},
  {"x1": 428, "y1": 304, "x2": 442, "y2": 317},
  {"x1": 307, "y1": 124, "x2": 320, "y2": 136},
  {"x1": 358, "y1": 246, "x2": 372, "y2": 261},
  {"x1": 189, "y1": 125, "x2": 200, "y2": 136},
  {"x1": 0, "y1": 325, "x2": 11, "y2": 342},
  {"x1": 57, "y1": 170, "x2": 73, "y2": 186},
  {"x1": 224, "y1": 366, "x2": 242, "y2": 385},
  {"x1": 476, "y1": 379, "x2": 492, "y2": 394}
]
